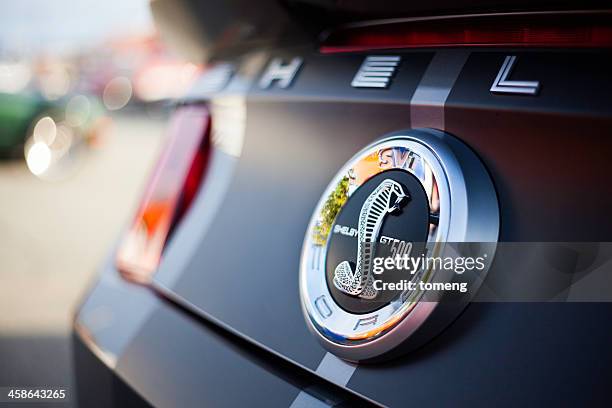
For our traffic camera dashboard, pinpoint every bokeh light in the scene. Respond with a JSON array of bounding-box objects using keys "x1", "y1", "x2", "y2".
[
  {"x1": 103, "y1": 76, "x2": 132, "y2": 110},
  {"x1": 32, "y1": 116, "x2": 57, "y2": 145},
  {"x1": 25, "y1": 142, "x2": 52, "y2": 175},
  {"x1": 65, "y1": 95, "x2": 92, "y2": 127}
]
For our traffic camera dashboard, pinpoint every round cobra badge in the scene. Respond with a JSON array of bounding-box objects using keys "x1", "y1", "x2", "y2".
[{"x1": 299, "y1": 129, "x2": 499, "y2": 362}]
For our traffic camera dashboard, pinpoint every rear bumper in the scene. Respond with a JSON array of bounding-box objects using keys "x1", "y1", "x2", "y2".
[
  {"x1": 73, "y1": 267, "x2": 367, "y2": 407},
  {"x1": 73, "y1": 333, "x2": 150, "y2": 408}
]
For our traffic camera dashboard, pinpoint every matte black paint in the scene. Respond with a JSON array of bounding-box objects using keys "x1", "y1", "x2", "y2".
[
  {"x1": 76, "y1": 48, "x2": 612, "y2": 406},
  {"x1": 161, "y1": 49, "x2": 612, "y2": 403}
]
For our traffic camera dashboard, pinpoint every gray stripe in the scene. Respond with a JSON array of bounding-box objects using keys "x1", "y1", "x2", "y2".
[
  {"x1": 315, "y1": 352, "x2": 357, "y2": 385},
  {"x1": 290, "y1": 51, "x2": 468, "y2": 408},
  {"x1": 289, "y1": 391, "x2": 331, "y2": 408},
  {"x1": 289, "y1": 353, "x2": 357, "y2": 407},
  {"x1": 410, "y1": 50, "x2": 470, "y2": 130}
]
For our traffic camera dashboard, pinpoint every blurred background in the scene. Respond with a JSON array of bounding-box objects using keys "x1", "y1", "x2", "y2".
[{"x1": 0, "y1": 0, "x2": 198, "y2": 394}]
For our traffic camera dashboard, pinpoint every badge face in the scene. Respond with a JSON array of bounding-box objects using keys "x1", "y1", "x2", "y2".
[{"x1": 299, "y1": 129, "x2": 499, "y2": 361}]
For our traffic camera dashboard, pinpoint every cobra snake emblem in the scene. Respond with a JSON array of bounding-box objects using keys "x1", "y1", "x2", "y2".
[{"x1": 333, "y1": 179, "x2": 409, "y2": 299}]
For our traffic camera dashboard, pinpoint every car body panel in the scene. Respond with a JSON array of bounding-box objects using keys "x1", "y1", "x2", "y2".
[{"x1": 74, "y1": 4, "x2": 612, "y2": 405}]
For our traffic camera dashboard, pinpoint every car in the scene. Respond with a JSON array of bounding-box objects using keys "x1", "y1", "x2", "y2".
[
  {"x1": 73, "y1": 1, "x2": 612, "y2": 407},
  {"x1": 0, "y1": 92, "x2": 61, "y2": 159},
  {"x1": 0, "y1": 90, "x2": 107, "y2": 180}
]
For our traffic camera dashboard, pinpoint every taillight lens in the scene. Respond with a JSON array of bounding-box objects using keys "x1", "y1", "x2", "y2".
[
  {"x1": 116, "y1": 105, "x2": 210, "y2": 283},
  {"x1": 321, "y1": 13, "x2": 612, "y2": 53}
]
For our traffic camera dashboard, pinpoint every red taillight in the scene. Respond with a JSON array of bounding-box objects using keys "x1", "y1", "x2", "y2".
[
  {"x1": 321, "y1": 13, "x2": 612, "y2": 53},
  {"x1": 116, "y1": 105, "x2": 210, "y2": 283}
]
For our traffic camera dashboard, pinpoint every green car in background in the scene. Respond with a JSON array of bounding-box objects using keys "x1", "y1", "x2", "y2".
[
  {"x1": 0, "y1": 92, "x2": 58, "y2": 158},
  {"x1": 0, "y1": 91, "x2": 107, "y2": 176}
]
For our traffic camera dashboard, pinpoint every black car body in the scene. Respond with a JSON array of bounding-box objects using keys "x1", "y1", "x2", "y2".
[{"x1": 74, "y1": 1, "x2": 612, "y2": 406}]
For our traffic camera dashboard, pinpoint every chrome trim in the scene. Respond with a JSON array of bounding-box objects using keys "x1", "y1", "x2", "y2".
[
  {"x1": 299, "y1": 130, "x2": 499, "y2": 361},
  {"x1": 351, "y1": 56, "x2": 401, "y2": 88},
  {"x1": 258, "y1": 57, "x2": 303, "y2": 89},
  {"x1": 490, "y1": 55, "x2": 540, "y2": 95}
]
